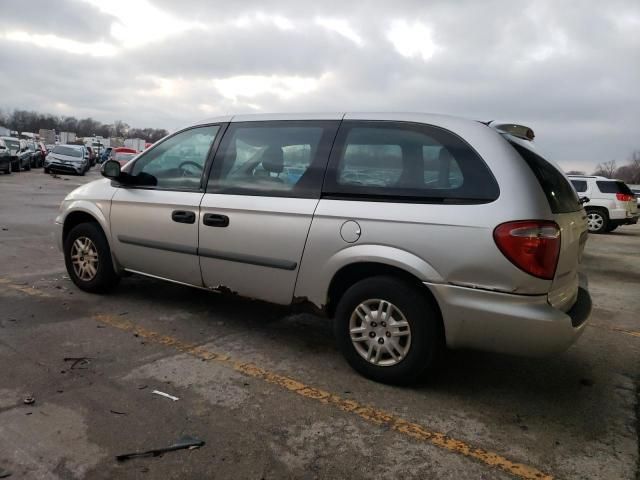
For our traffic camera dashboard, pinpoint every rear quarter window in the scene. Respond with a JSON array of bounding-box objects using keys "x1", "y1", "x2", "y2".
[
  {"x1": 596, "y1": 181, "x2": 633, "y2": 195},
  {"x1": 509, "y1": 140, "x2": 581, "y2": 213},
  {"x1": 324, "y1": 121, "x2": 499, "y2": 203}
]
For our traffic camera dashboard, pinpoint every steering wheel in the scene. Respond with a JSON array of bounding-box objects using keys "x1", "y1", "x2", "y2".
[{"x1": 178, "y1": 160, "x2": 203, "y2": 177}]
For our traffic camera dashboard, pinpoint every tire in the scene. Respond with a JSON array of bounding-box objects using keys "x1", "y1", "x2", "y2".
[
  {"x1": 24, "y1": 159, "x2": 31, "y2": 171},
  {"x1": 11, "y1": 160, "x2": 19, "y2": 172},
  {"x1": 605, "y1": 224, "x2": 618, "y2": 233},
  {"x1": 64, "y1": 222, "x2": 120, "y2": 293},
  {"x1": 586, "y1": 208, "x2": 609, "y2": 234},
  {"x1": 334, "y1": 275, "x2": 442, "y2": 385},
  {"x1": 43, "y1": 167, "x2": 50, "y2": 174}
]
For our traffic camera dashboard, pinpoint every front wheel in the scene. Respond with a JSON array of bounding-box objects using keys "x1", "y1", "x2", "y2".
[
  {"x1": 586, "y1": 209, "x2": 609, "y2": 234},
  {"x1": 64, "y1": 222, "x2": 120, "y2": 293},
  {"x1": 334, "y1": 276, "x2": 442, "y2": 385}
]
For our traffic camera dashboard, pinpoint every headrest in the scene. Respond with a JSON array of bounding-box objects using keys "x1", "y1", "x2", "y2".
[
  {"x1": 438, "y1": 147, "x2": 454, "y2": 164},
  {"x1": 261, "y1": 146, "x2": 284, "y2": 174}
]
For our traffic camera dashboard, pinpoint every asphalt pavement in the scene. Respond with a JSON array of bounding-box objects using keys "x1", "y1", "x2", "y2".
[{"x1": 0, "y1": 167, "x2": 638, "y2": 479}]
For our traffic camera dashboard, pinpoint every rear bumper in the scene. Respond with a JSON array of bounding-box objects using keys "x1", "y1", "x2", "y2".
[
  {"x1": 427, "y1": 282, "x2": 591, "y2": 356},
  {"x1": 611, "y1": 214, "x2": 639, "y2": 226}
]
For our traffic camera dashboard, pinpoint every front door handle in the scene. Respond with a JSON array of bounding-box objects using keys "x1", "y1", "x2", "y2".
[
  {"x1": 203, "y1": 213, "x2": 229, "y2": 227},
  {"x1": 171, "y1": 210, "x2": 196, "y2": 224}
]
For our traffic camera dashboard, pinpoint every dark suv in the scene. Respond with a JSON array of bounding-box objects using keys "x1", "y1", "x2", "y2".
[
  {"x1": 0, "y1": 138, "x2": 11, "y2": 174},
  {"x1": 1, "y1": 137, "x2": 31, "y2": 171}
]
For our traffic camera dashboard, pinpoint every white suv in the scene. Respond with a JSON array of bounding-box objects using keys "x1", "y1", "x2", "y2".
[{"x1": 569, "y1": 175, "x2": 639, "y2": 233}]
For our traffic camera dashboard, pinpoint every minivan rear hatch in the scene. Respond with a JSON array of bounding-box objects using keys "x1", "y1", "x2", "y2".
[{"x1": 508, "y1": 138, "x2": 587, "y2": 312}]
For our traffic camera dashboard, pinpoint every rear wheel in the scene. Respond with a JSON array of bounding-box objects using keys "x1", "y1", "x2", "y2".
[
  {"x1": 64, "y1": 222, "x2": 120, "y2": 293},
  {"x1": 586, "y1": 208, "x2": 609, "y2": 234},
  {"x1": 334, "y1": 276, "x2": 442, "y2": 385},
  {"x1": 24, "y1": 159, "x2": 31, "y2": 171}
]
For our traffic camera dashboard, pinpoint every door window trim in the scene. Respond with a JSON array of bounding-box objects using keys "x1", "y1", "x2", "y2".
[
  {"x1": 205, "y1": 120, "x2": 340, "y2": 199},
  {"x1": 118, "y1": 123, "x2": 229, "y2": 193}
]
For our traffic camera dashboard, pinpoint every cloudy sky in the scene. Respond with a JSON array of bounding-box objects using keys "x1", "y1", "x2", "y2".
[{"x1": 1, "y1": 0, "x2": 639, "y2": 172}]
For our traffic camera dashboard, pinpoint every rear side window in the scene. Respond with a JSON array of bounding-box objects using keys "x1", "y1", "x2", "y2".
[
  {"x1": 324, "y1": 121, "x2": 499, "y2": 203},
  {"x1": 596, "y1": 181, "x2": 633, "y2": 195},
  {"x1": 509, "y1": 141, "x2": 581, "y2": 213},
  {"x1": 570, "y1": 180, "x2": 587, "y2": 193}
]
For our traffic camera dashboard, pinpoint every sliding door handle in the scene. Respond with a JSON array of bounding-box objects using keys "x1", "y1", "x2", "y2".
[
  {"x1": 171, "y1": 210, "x2": 196, "y2": 224},
  {"x1": 203, "y1": 213, "x2": 229, "y2": 227}
]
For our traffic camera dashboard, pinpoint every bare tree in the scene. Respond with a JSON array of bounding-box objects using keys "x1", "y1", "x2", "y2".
[{"x1": 593, "y1": 160, "x2": 617, "y2": 178}]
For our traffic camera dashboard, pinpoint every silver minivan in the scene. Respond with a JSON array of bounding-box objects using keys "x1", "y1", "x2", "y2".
[{"x1": 56, "y1": 113, "x2": 591, "y2": 384}]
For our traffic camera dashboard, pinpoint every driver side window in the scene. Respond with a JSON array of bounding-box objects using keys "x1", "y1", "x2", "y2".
[{"x1": 130, "y1": 125, "x2": 219, "y2": 190}]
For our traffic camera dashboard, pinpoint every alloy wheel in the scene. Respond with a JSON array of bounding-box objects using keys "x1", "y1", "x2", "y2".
[
  {"x1": 70, "y1": 236, "x2": 99, "y2": 281},
  {"x1": 587, "y1": 212, "x2": 604, "y2": 232},
  {"x1": 349, "y1": 299, "x2": 412, "y2": 367}
]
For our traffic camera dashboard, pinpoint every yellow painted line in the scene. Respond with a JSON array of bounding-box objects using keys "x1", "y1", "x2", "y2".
[
  {"x1": 93, "y1": 313, "x2": 552, "y2": 480},
  {"x1": 0, "y1": 278, "x2": 53, "y2": 298},
  {"x1": 589, "y1": 323, "x2": 640, "y2": 338}
]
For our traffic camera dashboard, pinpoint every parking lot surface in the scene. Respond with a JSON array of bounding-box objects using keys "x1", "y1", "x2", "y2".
[{"x1": 1, "y1": 169, "x2": 638, "y2": 479}]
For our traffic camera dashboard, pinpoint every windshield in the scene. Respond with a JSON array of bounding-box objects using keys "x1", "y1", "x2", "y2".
[{"x1": 52, "y1": 146, "x2": 83, "y2": 158}]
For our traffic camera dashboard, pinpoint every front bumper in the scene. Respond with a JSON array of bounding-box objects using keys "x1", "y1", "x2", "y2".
[
  {"x1": 46, "y1": 161, "x2": 85, "y2": 174},
  {"x1": 427, "y1": 282, "x2": 591, "y2": 356}
]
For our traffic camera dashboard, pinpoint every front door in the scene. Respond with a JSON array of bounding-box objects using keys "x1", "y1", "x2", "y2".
[
  {"x1": 109, "y1": 125, "x2": 221, "y2": 285},
  {"x1": 199, "y1": 120, "x2": 339, "y2": 304}
]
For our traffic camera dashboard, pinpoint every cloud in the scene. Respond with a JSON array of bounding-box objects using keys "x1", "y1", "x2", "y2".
[{"x1": 0, "y1": 0, "x2": 639, "y2": 171}]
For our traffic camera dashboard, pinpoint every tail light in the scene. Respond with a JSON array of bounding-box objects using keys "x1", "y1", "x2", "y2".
[
  {"x1": 494, "y1": 221, "x2": 561, "y2": 280},
  {"x1": 616, "y1": 193, "x2": 634, "y2": 202}
]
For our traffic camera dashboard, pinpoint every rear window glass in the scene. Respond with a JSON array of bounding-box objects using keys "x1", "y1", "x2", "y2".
[
  {"x1": 52, "y1": 146, "x2": 83, "y2": 158},
  {"x1": 509, "y1": 141, "x2": 581, "y2": 213},
  {"x1": 570, "y1": 180, "x2": 587, "y2": 193},
  {"x1": 596, "y1": 181, "x2": 633, "y2": 195},
  {"x1": 325, "y1": 122, "x2": 499, "y2": 203},
  {"x1": 4, "y1": 139, "x2": 19, "y2": 148}
]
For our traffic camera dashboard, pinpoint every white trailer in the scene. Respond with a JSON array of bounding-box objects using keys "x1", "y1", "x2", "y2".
[{"x1": 124, "y1": 138, "x2": 146, "y2": 152}]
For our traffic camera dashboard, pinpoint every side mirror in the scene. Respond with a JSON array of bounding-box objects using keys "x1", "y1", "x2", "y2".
[
  {"x1": 101, "y1": 160, "x2": 121, "y2": 179},
  {"x1": 579, "y1": 196, "x2": 590, "y2": 205}
]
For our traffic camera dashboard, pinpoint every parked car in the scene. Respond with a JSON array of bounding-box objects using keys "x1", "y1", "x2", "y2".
[
  {"x1": 110, "y1": 147, "x2": 137, "y2": 166},
  {"x1": 85, "y1": 146, "x2": 96, "y2": 167},
  {"x1": 628, "y1": 184, "x2": 640, "y2": 207},
  {"x1": 27, "y1": 140, "x2": 44, "y2": 168},
  {"x1": 56, "y1": 113, "x2": 592, "y2": 384},
  {"x1": 44, "y1": 144, "x2": 88, "y2": 175},
  {"x1": 0, "y1": 138, "x2": 11, "y2": 174},
  {"x1": 2, "y1": 137, "x2": 31, "y2": 172},
  {"x1": 568, "y1": 175, "x2": 639, "y2": 233},
  {"x1": 1, "y1": 137, "x2": 31, "y2": 171},
  {"x1": 37, "y1": 142, "x2": 48, "y2": 164},
  {"x1": 100, "y1": 147, "x2": 113, "y2": 164}
]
